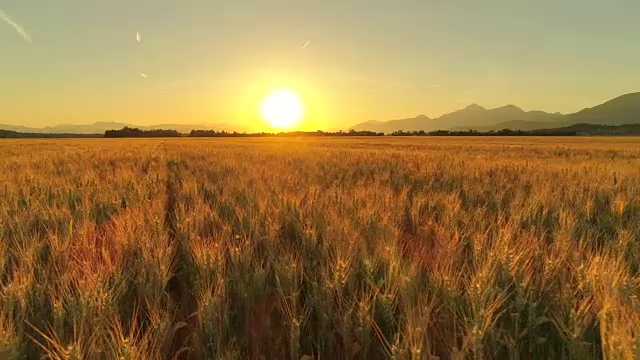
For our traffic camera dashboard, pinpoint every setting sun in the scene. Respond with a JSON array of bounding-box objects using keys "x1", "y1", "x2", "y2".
[{"x1": 261, "y1": 89, "x2": 304, "y2": 129}]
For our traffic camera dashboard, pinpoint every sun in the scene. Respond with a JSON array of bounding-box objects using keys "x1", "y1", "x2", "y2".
[{"x1": 261, "y1": 89, "x2": 304, "y2": 129}]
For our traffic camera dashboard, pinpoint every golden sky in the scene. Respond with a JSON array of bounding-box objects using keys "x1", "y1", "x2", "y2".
[{"x1": 2, "y1": 1, "x2": 640, "y2": 131}]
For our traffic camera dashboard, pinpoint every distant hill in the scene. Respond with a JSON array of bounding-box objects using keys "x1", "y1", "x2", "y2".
[
  {"x1": 351, "y1": 114, "x2": 434, "y2": 134},
  {"x1": 0, "y1": 121, "x2": 240, "y2": 135},
  {"x1": 440, "y1": 104, "x2": 562, "y2": 129},
  {"x1": 351, "y1": 104, "x2": 561, "y2": 133},
  {"x1": 350, "y1": 92, "x2": 640, "y2": 133},
  {"x1": 566, "y1": 92, "x2": 640, "y2": 125}
]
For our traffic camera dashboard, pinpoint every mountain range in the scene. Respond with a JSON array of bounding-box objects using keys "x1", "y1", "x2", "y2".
[
  {"x1": 1, "y1": 92, "x2": 639, "y2": 135},
  {"x1": 350, "y1": 92, "x2": 640, "y2": 133}
]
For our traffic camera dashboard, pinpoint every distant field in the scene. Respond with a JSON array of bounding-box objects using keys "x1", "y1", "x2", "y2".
[{"x1": 1, "y1": 137, "x2": 639, "y2": 359}]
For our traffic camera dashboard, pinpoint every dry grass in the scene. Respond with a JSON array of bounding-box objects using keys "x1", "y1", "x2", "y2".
[{"x1": 0, "y1": 137, "x2": 639, "y2": 359}]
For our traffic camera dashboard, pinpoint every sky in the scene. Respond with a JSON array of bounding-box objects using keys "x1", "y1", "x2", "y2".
[{"x1": 1, "y1": 0, "x2": 640, "y2": 131}]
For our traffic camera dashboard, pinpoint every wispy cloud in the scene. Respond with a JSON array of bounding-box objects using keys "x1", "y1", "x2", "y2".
[
  {"x1": 0, "y1": 7, "x2": 32, "y2": 42},
  {"x1": 140, "y1": 73, "x2": 148, "y2": 80},
  {"x1": 136, "y1": 31, "x2": 141, "y2": 42},
  {"x1": 302, "y1": 40, "x2": 311, "y2": 49}
]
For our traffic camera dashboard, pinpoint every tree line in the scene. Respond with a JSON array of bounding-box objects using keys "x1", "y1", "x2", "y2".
[
  {"x1": 3, "y1": 123, "x2": 638, "y2": 139},
  {"x1": 391, "y1": 129, "x2": 581, "y2": 136},
  {"x1": 104, "y1": 127, "x2": 181, "y2": 138},
  {"x1": 188, "y1": 129, "x2": 384, "y2": 137},
  {"x1": 0, "y1": 129, "x2": 102, "y2": 139},
  {"x1": 104, "y1": 128, "x2": 384, "y2": 138}
]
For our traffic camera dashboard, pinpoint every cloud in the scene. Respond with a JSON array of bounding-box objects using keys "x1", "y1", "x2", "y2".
[
  {"x1": 140, "y1": 73, "x2": 148, "y2": 79},
  {"x1": 0, "y1": 7, "x2": 32, "y2": 42},
  {"x1": 136, "y1": 31, "x2": 141, "y2": 42},
  {"x1": 302, "y1": 40, "x2": 311, "y2": 49}
]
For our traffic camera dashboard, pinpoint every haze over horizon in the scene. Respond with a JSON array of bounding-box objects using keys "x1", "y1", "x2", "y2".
[{"x1": 2, "y1": 1, "x2": 640, "y2": 131}]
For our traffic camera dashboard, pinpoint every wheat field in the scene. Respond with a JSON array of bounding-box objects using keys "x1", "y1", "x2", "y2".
[{"x1": 0, "y1": 137, "x2": 639, "y2": 359}]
